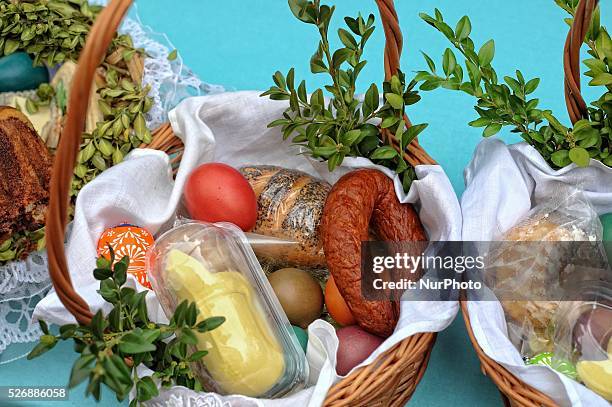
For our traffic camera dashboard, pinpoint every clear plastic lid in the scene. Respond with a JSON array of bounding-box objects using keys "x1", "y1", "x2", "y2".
[
  {"x1": 553, "y1": 281, "x2": 612, "y2": 401},
  {"x1": 147, "y1": 221, "x2": 307, "y2": 398},
  {"x1": 554, "y1": 282, "x2": 611, "y2": 362}
]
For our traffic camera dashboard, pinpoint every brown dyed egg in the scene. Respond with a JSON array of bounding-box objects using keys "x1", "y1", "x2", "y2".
[
  {"x1": 268, "y1": 268, "x2": 323, "y2": 328},
  {"x1": 573, "y1": 306, "x2": 612, "y2": 355}
]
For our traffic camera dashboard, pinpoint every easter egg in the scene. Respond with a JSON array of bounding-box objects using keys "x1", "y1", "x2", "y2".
[
  {"x1": 268, "y1": 268, "x2": 323, "y2": 328},
  {"x1": 97, "y1": 224, "x2": 155, "y2": 288},
  {"x1": 183, "y1": 163, "x2": 258, "y2": 232},
  {"x1": 573, "y1": 306, "x2": 612, "y2": 358},
  {"x1": 0, "y1": 52, "x2": 49, "y2": 93},
  {"x1": 325, "y1": 276, "x2": 356, "y2": 326},
  {"x1": 292, "y1": 325, "x2": 308, "y2": 353},
  {"x1": 336, "y1": 325, "x2": 384, "y2": 376}
]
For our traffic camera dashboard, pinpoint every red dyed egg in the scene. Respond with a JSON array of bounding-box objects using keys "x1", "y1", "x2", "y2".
[{"x1": 183, "y1": 163, "x2": 258, "y2": 232}]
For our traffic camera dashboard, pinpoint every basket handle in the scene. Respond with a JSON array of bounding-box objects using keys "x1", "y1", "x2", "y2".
[
  {"x1": 564, "y1": 0, "x2": 599, "y2": 124},
  {"x1": 375, "y1": 0, "x2": 436, "y2": 165},
  {"x1": 46, "y1": 0, "x2": 133, "y2": 325},
  {"x1": 46, "y1": 0, "x2": 430, "y2": 326},
  {"x1": 376, "y1": 0, "x2": 402, "y2": 81}
]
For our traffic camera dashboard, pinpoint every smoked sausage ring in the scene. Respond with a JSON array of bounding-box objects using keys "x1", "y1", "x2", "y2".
[{"x1": 321, "y1": 169, "x2": 427, "y2": 337}]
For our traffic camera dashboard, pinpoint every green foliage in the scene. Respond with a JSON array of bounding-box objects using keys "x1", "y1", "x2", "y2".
[
  {"x1": 28, "y1": 250, "x2": 225, "y2": 406},
  {"x1": 261, "y1": 0, "x2": 428, "y2": 190},
  {"x1": 0, "y1": 0, "x2": 100, "y2": 65},
  {"x1": 0, "y1": 0, "x2": 156, "y2": 196},
  {"x1": 0, "y1": 227, "x2": 45, "y2": 263},
  {"x1": 73, "y1": 73, "x2": 153, "y2": 195},
  {"x1": 417, "y1": 4, "x2": 611, "y2": 169}
]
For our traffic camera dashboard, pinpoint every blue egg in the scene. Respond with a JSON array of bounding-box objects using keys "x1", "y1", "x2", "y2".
[
  {"x1": 292, "y1": 325, "x2": 308, "y2": 353},
  {"x1": 0, "y1": 52, "x2": 49, "y2": 93}
]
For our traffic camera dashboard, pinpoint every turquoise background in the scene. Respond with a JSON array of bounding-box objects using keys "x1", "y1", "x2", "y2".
[{"x1": 1, "y1": 1, "x2": 609, "y2": 406}]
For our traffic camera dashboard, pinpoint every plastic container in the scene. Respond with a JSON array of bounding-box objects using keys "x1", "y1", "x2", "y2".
[
  {"x1": 486, "y1": 186, "x2": 606, "y2": 357},
  {"x1": 553, "y1": 282, "x2": 612, "y2": 401},
  {"x1": 147, "y1": 221, "x2": 307, "y2": 398}
]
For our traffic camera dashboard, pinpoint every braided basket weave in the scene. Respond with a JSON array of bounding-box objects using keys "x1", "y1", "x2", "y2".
[
  {"x1": 45, "y1": 0, "x2": 437, "y2": 405},
  {"x1": 461, "y1": 1, "x2": 600, "y2": 405}
]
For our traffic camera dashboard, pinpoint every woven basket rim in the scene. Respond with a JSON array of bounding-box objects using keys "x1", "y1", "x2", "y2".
[{"x1": 460, "y1": 299, "x2": 556, "y2": 406}]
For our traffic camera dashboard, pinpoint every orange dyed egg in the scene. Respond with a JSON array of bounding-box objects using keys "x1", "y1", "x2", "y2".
[
  {"x1": 325, "y1": 276, "x2": 356, "y2": 326},
  {"x1": 97, "y1": 224, "x2": 155, "y2": 289}
]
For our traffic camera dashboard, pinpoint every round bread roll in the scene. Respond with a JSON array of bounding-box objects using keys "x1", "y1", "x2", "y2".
[{"x1": 494, "y1": 218, "x2": 589, "y2": 333}]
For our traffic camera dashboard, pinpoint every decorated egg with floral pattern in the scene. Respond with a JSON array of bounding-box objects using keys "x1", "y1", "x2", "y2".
[{"x1": 97, "y1": 224, "x2": 154, "y2": 289}]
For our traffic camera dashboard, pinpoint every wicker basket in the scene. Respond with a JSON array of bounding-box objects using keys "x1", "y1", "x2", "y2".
[
  {"x1": 44, "y1": 0, "x2": 438, "y2": 405},
  {"x1": 461, "y1": 1, "x2": 599, "y2": 405}
]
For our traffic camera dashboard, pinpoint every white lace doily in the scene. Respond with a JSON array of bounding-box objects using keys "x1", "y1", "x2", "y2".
[
  {"x1": 148, "y1": 390, "x2": 233, "y2": 407},
  {"x1": 0, "y1": 3, "x2": 223, "y2": 360},
  {"x1": 145, "y1": 386, "x2": 260, "y2": 407},
  {"x1": 121, "y1": 10, "x2": 224, "y2": 129},
  {"x1": 0, "y1": 252, "x2": 51, "y2": 357}
]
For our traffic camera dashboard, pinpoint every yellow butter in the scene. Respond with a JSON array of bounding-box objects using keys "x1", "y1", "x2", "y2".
[
  {"x1": 577, "y1": 358, "x2": 612, "y2": 401},
  {"x1": 166, "y1": 249, "x2": 285, "y2": 396}
]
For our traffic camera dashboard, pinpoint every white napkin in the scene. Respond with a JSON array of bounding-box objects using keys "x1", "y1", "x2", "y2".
[
  {"x1": 462, "y1": 137, "x2": 612, "y2": 407},
  {"x1": 34, "y1": 91, "x2": 462, "y2": 406}
]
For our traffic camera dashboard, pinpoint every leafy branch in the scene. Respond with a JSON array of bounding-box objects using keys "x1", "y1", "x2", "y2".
[
  {"x1": 261, "y1": 0, "x2": 428, "y2": 191},
  {"x1": 28, "y1": 249, "x2": 224, "y2": 406},
  {"x1": 416, "y1": 4, "x2": 611, "y2": 169}
]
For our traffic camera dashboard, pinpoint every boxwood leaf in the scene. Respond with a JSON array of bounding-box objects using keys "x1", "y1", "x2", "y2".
[
  {"x1": 455, "y1": 16, "x2": 472, "y2": 40},
  {"x1": 370, "y1": 146, "x2": 398, "y2": 160},
  {"x1": 569, "y1": 147, "x2": 590, "y2": 167},
  {"x1": 551, "y1": 150, "x2": 571, "y2": 167},
  {"x1": 478, "y1": 39, "x2": 495, "y2": 66},
  {"x1": 483, "y1": 123, "x2": 502, "y2": 137},
  {"x1": 589, "y1": 72, "x2": 612, "y2": 86},
  {"x1": 384, "y1": 93, "x2": 404, "y2": 109}
]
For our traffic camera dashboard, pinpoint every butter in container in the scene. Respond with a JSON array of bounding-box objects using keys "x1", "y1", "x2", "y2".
[{"x1": 147, "y1": 221, "x2": 307, "y2": 398}]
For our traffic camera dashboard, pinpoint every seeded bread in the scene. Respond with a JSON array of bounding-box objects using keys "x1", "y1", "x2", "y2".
[{"x1": 240, "y1": 166, "x2": 330, "y2": 268}]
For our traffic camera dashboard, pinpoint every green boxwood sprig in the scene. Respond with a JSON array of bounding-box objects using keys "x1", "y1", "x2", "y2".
[
  {"x1": 28, "y1": 248, "x2": 225, "y2": 406},
  {"x1": 416, "y1": 3, "x2": 611, "y2": 169},
  {"x1": 261, "y1": 0, "x2": 429, "y2": 191}
]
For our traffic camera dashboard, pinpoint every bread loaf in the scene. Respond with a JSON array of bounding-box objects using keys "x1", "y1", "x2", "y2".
[{"x1": 239, "y1": 166, "x2": 330, "y2": 268}]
